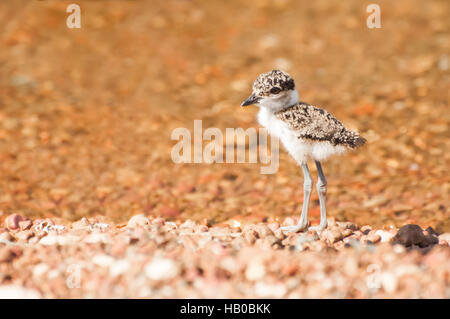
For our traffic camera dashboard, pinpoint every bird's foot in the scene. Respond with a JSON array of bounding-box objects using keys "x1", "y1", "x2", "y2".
[
  {"x1": 308, "y1": 222, "x2": 328, "y2": 233},
  {"x1": 280, "y1": 224, "x2": 308, "y2": 233}
]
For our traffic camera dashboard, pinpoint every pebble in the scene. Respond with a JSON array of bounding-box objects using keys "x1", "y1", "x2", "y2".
[
  {"x1": 58, "y1": 234, "x2": 81, "y2": 245},
  {"x1": 337, "y1": 222, "x2": 358, "y2": 231},
  {"x1": 343, "y1": 257, "x2": 358, "y2": 276},
  {"x1": 326, "y1": 217, "x2": 337, "y2": 227},
  {"x1": 393, "y1": 244, "x2": 406, "y2": 254},
  {"x1": 0, "y1": 231, "x2": 14, "y2": 242},
  {"x1": 282, "y1": 217, "x2": 296, "y2": 227},
  {"x1": 39, "y1": 235, "x2": 59, "y2": 245},
  {"x1": 342, "y1": 229, "x2": 353, "y2": 238},
  {"x1": 393, "y1": 224, "x2": 438, "y2": 247},
  {"x1": 267, "y1": 222, "x2": 280, "y2": 232},
  {"x1": 360, "y1": 225, "x2": 372, "y2": 234},
  {"x1": 296, "y1": 231, "x2": 319, "y2": 249},
  {"x1": 89, "y1": 223, "x2": 109, "y2": 232},
  {"x1": 375, "y1": 230, "x2": 395, "y2": 243},
  {"x1": 152, "y1": 218, "x2": 165, "y2": 226},
  {"x1": 32, "y1": 263, "x2": 50, "y2": 278},
  {"x1": 243, "y1": 230, "x2": 258, "y2": 244},
  {"x1": 245, "y1": 260, "x2": 266, "y2": 281},
  {"x1": 84, "y1": 233, "x2": 111, "y2": 244},
  {"x1": 110, "y1": 241, "x2": 128, "y2": 257},
  {"x1": 15, "y1": 230, "x2": 34, "y2": 242},
  {"x1": 273, "y1": 229, "x2": 286, "y2": 240},
  {"x1": 195, "y1": 225, "x2": 209, "y2": 233},
  {"x1": 0, "y1": 247, "x2": 15, "y2": 263},
  {"x1": 72, "y1": 218, "x2": 91, "y2": 230},
  {"x1": 92, "y1": 254, "x2": 116, "y2": 268},
  {"x1": 231, "y1": 220, "x2": 241, "y2": 228},
  {"x1": 254, "y1": 224, "x2": 273, "y2": 238},
  {"x1": 19, "y1": 220, "x2": 32, "y2": 231},
  {"x1": 260, "y1": 235, "x2": 279, "y2": 249},
  {"x1": 365, "y1": 234, "x2": 381, "y2": 244},
  {"x1": 321, "y1": 228, "x2": 343, "y2": 244},
  {"x1": 164, "y1": 221, "x2": 178, "y2": 229},
  {"x1": 180, "y1": 219, "x2": 196, "y2": 229},
  {"x1": 5, "y1": 214, "x2": 27, "y2": 231},
  {"x1": 127, "y1": 214, "x2": 150, "y2": 228},
  {"x1": 438, "y1": 233, "x2": 450, "y2": 245},
  {"x1": 381, "y1": 272, "x2": 398, "y2": 293},
  {"x1": 283, "y1": 233, "x2": 300, "y2": 247},
  {"x1": 109, "y1": 260, "x2": 130, "y2": 277},
  {"x1": 254, "y1": 282, "x2": 287, "y2": 298},
  {"x1": 145, "y1": 257, "x2": 180, "y2": 281}
]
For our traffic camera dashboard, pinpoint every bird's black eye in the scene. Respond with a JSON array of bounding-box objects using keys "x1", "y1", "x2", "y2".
[{"x1": 270, "y1": 87, "x2": 281, "y2": 94}]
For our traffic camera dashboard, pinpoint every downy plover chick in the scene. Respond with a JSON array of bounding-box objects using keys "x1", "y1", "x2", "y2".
[{"x1": 241, "y1": 70, "x2": 366, "y2": 233}]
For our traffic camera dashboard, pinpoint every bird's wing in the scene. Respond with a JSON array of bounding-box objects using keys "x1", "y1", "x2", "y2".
[{"x1": 275, "y1": 102, "x2": 366, "y2": 148}]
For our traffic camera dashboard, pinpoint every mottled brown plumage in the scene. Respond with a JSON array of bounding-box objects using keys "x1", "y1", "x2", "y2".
[
  {"x1": 252, "y1": 69, "x2": 295, "y2": 97},
  {"x1": 275, "y1": 102, "x2": 366, "y2": 148}
]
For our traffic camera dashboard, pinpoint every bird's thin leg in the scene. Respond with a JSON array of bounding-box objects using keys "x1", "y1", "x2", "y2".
[
  {"x1": 309, "y1": 161, "x2": 328, "y2": 232},
  {"x1": 281, "y1": 163, "x2": 312, "y2": 233}
]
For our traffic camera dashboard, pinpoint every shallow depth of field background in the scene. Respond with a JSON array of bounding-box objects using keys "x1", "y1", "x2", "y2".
[{"x1": 0, "y1": 0, "x2": 448, "y2": 231}]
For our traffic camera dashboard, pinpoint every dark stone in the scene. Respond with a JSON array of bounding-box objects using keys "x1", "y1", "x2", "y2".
[
  {"x1": 425, "y1": 226, "x2": 439, "y2": 236},
  {"x1": 393, "y1": 224, "x2": 438, "y2": 248},
  {"x1": 425, "y1": 235, "x2": 439, "y2": 246}
]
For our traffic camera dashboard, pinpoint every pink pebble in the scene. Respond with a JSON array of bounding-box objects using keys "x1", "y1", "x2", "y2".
[
  {"x1": 19, "y1": 220, "x2": 32, "y2": 231},
  {"x1": 5, "y1": 214, "x2": 26, "y2": 231},
  {"x1": 268, "y1": 222, "x2": 280, "y2": 232},
  {"x1": 152, "y1": 217, "x2": 165, "y2": 226}
]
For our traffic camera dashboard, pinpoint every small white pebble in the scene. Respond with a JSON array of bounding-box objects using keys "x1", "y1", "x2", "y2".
[
  {"x1": 127, "y1": 214, "x2": 149, "y2": 228},
  {"x1": 381, "y1": 272, "x2": 398, "y2": 293},
  {"x1": 39, "y1": 235, "x2": 58, "y2": 246},
  {"x1": 393, "y1": 244, "x2": 405, "y2": 254},
  {"x1": 57, "y1": 235, "x2": 81, "y2": 245},
  {"x1": 375, "y1": 230, "x2": 395, "y2": 243},
  {"x1": 110, "y1": 260, "x2": 130, "y2": 277},
  {"x1": 92, "y1": 254, "x2": 115, "y2": 268},
  {"x1": 245, "y1": 260, "x2": 266, "y2": 281},
  {"x1": 145, "y1": 257, "x2": 179, "y2": 281},
  {"x1": 254, "y1": 282, "x2": 287, "y2": 298},
  {"x1": 32, "y1": 263, "x2": 49, "y2": 278},
  {"x1": 47, "y1": 269, "x2": 61, "y2": 280},
  {"x1": 84, "y1": 233, "x2": 110, "y2": 244}
]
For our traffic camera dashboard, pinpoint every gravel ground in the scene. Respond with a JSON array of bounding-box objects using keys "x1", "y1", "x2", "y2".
[
  {"x1": 0, "y1": 0, "x2": 448, "y2": 299},
  {"x1": 0, "y1": 213, "x2": 449, "y2": 298}
]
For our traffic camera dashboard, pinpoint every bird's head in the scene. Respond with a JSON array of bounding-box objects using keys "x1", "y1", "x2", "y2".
[{"x1": 241, "y1": 70, "x2": 298, "y2": 111}]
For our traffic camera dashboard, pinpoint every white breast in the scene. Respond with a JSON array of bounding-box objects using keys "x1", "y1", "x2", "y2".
[
  {"x1": 258, "y1": 108, "x2": 311, "y2": 164},
  {"x1": 257, "y1": 108, "x2": 347, "y2": 164}
]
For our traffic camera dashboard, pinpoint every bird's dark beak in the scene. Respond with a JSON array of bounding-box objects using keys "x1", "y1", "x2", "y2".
[{"x1": 241, "y1": 93, "x2": 260, "y2": 107}]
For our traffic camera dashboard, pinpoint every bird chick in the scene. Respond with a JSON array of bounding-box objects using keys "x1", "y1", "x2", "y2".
[{"x1": 241, "y1": 70, "x2": 366, "y2": 232}]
